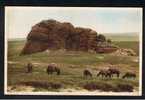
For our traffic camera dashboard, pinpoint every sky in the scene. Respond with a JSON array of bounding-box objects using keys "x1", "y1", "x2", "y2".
[{"x1": 5, "y1": 7, "x2": 142, "y2": 39}]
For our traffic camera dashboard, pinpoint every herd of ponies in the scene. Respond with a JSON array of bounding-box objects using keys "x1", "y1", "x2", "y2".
[{"x1": 26, "y1": 62, "x2": 136, "y2": 79}]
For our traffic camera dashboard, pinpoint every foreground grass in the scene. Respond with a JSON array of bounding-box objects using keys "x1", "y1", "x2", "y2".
[
  {"x1": 8, "y1": 62, "x2": 139, "y2": 92},
  {"x1": 7, "y1": 40, "x2": 140, "y2": 92}
]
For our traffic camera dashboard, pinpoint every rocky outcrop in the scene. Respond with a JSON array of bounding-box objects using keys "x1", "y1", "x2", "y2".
[
  {"x1": 21, "y1": 19, "x2": 117, "y2": 55},
  {"x1": 95, "y1": 42, "x2": 118, "y2": 53},
  {"x1": 110, "y1": 48, "x2": 136, "y2": 56}
]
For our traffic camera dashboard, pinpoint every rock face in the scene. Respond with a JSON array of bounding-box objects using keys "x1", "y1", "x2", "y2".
[{"x1": 21, "y1": 19, "x2": 117, "y2": 55}]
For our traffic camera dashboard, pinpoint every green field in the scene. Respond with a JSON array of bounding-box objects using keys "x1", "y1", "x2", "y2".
[
  {"x1": 7, "y1": 39, "x2": 140, "y2": 92},
  {"x1": 103, "y1": 33, "x2": 139, "y2": 41}
]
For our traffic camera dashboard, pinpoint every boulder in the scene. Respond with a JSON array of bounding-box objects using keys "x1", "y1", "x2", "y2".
[
  {"x1": 95, "y1": 42, "x2": 118, "y2": 53},
  {"x1": 21, "y1": 19, "x2": 116, "y2": 55},
  {"x1": 110, "y1": 48, "x2": 136, "y2": 56}
]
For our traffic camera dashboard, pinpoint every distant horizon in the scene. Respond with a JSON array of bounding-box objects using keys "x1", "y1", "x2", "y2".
[
  {"x1": 8, "y1": 32, "x2": 139, "y2": 39},
  {"x1": 7, "y1": 32, "x2": 139, "y2": 42}
]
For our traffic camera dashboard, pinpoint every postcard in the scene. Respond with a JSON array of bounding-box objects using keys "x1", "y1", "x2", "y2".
[{"x1": 5, "y1": 7, "x2": 142, "y2": 96}]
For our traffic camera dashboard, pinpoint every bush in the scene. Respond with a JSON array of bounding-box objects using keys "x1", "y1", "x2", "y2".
[
  {"x1": 83, "y1": 82, "x2": 134, "y2": 92},
  {"x1": 19, "y1": 81, "x2": 62, "y2": 90},
  {"x1": 96, "y1": 34, "x2": 106, "y2": 42},
  {"x1": 116, "y1": 83, "x2": 134, "y2": 92},
  {"x1": 83, "y1": 82, "x2": 116, "y2": 92}
]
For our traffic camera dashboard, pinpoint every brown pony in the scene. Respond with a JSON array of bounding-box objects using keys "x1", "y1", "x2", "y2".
[
  {"x1": 97, "y1": 69, "x2": 111, "y2": 78},
  {"x1": 83, "y1": 69, "x2": 92, "y2": 77},
  {"x1": 122, "y1": 72, "x2": 136, "y2": 79},
  {"x1": 108, "y1": 68, "x2": 120, "y2": 78},
  {"x1": 47, "y1": 63, "x2": 60, "y2": 75},
  {"x1": 26, "y1": 62, "x2": 33, "y2": 73}
]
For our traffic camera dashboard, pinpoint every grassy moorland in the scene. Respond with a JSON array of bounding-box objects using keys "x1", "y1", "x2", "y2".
[{"x1": 7, "y1": 35, "x2": 140, "y2": 93}]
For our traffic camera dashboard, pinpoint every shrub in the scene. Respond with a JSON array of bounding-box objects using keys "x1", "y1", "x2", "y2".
[
  {"x1": 19, "y1": 81, "x2": 62, "y2": 90},
  {"x1": 83, "y1": 82, "x2": 134, "y2": 92},
  {"x1": 116, "y1": 83, "x2": 134, "y2": 92},
  {"x1": 83, "y1": 82, "x2": 116, "y2": 92}
]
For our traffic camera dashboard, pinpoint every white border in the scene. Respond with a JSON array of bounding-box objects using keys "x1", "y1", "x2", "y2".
[
  {"x1": 139, "y1": 7, "x2": 143, "y2": 95},
  {"x1": 4, "y1": 6, "x2": 143, "y2": 96},
  {"x1": 4, "y1": 7, "x2": 8, "y2": 95}
]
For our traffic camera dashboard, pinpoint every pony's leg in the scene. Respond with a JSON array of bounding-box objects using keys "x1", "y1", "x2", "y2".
[
  {"x1": 116, "y1": 73, "x2": 118, "y2": 77},
  {"x1": 102, "y1": 74, "x2": 105, "y2": 78},
  {"x1": 47, "y1": 71, "x2": 50, "y2": 75},
  {"x1": 86, "y1": 75, "x2": 88, "y2": 78},
  {"x1": 105, "y1": 74, "x2": 108, "y2": 78},
  {"x1": 107, "y1": 74, "x2": 111, "y2": 78},
  {"x1": 50, "y1": 71, "x2": 53, "y2": 75},
  {"x1": 108, "y1": 75, "x2": 111, "y2": 78},
  {"x1": 89, "y1": 74, "x2": 92, "y2": 78},
  {"x1": 97, "y1": 73, "x2": 100, "y2": 78},
  {"x1": 111, "y1": 74, "x2": 113, "y2": 78},
  {"x1": 57, "y1": 69, "x2": 60, "y2": 75},
  {"x1": 112, "y1": 74, "x2": 114, "y2": 78},
  {"x1": 116, "y1": 73, "x2": 119, "y2": 78},
  {"x1": 122, "y1": 75, "x2": 125, "y2": 79},
  {"x1": 123, "y1": 76, "x2": 127, "y2": 79},
  {"x1": 101, "y1": 74, "x2": 103, "y2": 78},
  {"x1": 109, "y1": 74, "x2": 111, "y2": 78}
]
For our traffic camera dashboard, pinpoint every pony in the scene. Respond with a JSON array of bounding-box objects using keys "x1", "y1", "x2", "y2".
[
  {"x1": 83, "y1": 69, "x2": 92, "y2": 77},
  {"x1": 97, "y1": 69, "x2": 111, "y2": 78},
  {"x1": 108, "y1": 68, "x2": 120, "y2": 78},
  {"x1": 26, "y1": 62, "x2": 33, "y2": 73},
  {"x1": 122, "y1": 72, "x2": 136, "y2": 79},
  {"x1": 47, "y1": 63, "x2": 60, "y2": 75}
]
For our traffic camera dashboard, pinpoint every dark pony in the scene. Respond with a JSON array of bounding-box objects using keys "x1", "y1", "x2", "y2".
[
  {"x1": 47, "y1": 63, "x2": 60, "y2": 75},
  {"x1": 83, "y1": 69, "x2": 92, "y2": 77},
  {"x1": 108, "y1": 68, "x2": 120, "y2": 78},
  {"x1": 97, "y1": 69, "x2": 111, "y2": 78},
  {"x1": 26, "y1": 62, "x2": 33, "y2": 73},
  {"x1": 122, "y1": 72, "x2": 136, "y2": 79}
]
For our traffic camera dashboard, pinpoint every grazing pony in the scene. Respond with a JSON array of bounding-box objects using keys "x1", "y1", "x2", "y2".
[
  {"x1": 122, "y1": 72, "x2": 136, "y2": 79},
  {"x1": 108, "y1": 68, "x2": 120, "y2": 78},
  {"x1": 26, "y1": 62, "x2": 33, "y2": 73},
  {"x1": 47, "y1": 63, "x2": 60, "y2": 75},
  {"x1": 97, "y1": 69, "x2": 111, "y2": 78},
  {"x1": 83, "y1": 69, "x2": 92, "y2": 77}
]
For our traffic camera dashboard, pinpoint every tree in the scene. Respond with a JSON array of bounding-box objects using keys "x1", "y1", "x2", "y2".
[
  {"x1": 107, "y1": 39, "x2": 112, "y2": 43},
  {"x1": 96, "y1": 34, "x2": 106, "y2": 42}
]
